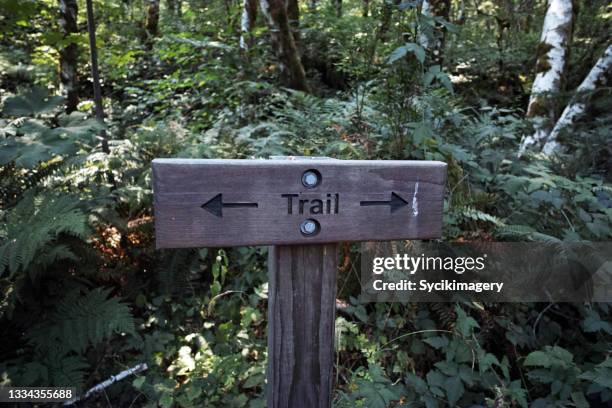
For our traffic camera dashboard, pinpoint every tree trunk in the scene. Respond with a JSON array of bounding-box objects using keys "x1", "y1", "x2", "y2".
[
  {"x1": 166, "y1": 0, "x2": 176, "y2": 15},
  {"x1": 542, "y1": 44, "x2": 612, "y2": 155},
  {"x1": 286, "y1": 0, "x2": 300, "y2": 44},
  {"x1": 519, "y1": 0, "x2": 574, "y2": 155},
  {"x1": 145, "y1": 0, "x2": 160, "y2": 39},
  {"x1": 85, "y1": 0, "x2": 115, "y2": 187},
  {"x1": 418, "y1": 0, "x2": 431, "y2": 49},
  {"x1": 455, "y1": 0, "x2": 465, "y2": 25},
  {"x1": 260, "y1": 0, "x2": 309, "y2": 91},
  {"x1": 58, "y1": 0, "x2": 79, "y2": 113},
  {"x1": 376, "y1": 0, "x2": 394, "y2": 43},
  {"x1": 240, "y1": 0, "x2": 258, "y2": 50},
  {"x1": 418, "y1": 0, "x2": 451, "y2": 64},
  {"x1": 334, "y1": 0, "x2": 342, "y2": 18},
  {"x1": 362, "y1": 0, "x2": 369, "y2": 17}
]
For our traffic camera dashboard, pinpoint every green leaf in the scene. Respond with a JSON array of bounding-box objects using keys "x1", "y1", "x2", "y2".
[
  {"x1": 582, "y1": 309, "x2": 612, "y2": 334},
  {"x1": 159, "y1": 393, "x2": 173, "y2": 408},
  {"x1": 405, "y1": 372, "x2": 428, "y2": 394},
  {"x1": 571, "y1": 391, "x2": 589, "y2": 408},
  {"x1": 210, "y1": 280, "x2": 221, "y2": 297},
  {"x1": 244, "y1": 373, "x2": 265, "y2": 388},
  {"x1": 388, "y1": 45, "x2": 409, "y2": 64},
  {"x1": 185, "y1": 384, "x2": 202, "y2": 401},
  {"x1": 405, "y1": 43, "x2": 426, "y2": 64},
  {"x1": 2, "y1": 87, "x2": 65, "y2": 117},
  {"x1": 423, "y1": 336, "x2": 449, "y2": 349},
  {"x1": 0, "y1": 113, "x2": 100, "y2": 168},
  {"x1": 455, "y1": 306, "x2": 479, "y2": 337},
  {"x1": 524, "y1": 351, "x2": 551, "y2": 367},
  {"x1": 388, "y1": 43, "x2": 425, "y2": 64},
  {"x1": 132, "y1": 376, "x2": 146, "y2": 389},
  {"x1": 444, "y1": 375, "x2": 464, "y2": 406},
  {"x1": 352, "y1": 365, "x2": 404, "y2": 408}
]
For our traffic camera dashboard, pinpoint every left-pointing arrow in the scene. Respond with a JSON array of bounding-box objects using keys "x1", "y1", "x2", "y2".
[{"x1": 201, "y1": 194, "x2": 258, "y2": 218}]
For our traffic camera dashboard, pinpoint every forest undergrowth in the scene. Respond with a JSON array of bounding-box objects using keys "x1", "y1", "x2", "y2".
[{"x1": 1, "y1": 0, "x2": 611, "y2": 406}]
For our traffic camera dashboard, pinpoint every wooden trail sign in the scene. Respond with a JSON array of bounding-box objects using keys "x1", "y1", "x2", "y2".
[
  {"x1": 153, "y1": 159, "x2": 446, "y2": 248},
  {"x1": 152, "y1": 158, "x2": 447, "y2": 408}
]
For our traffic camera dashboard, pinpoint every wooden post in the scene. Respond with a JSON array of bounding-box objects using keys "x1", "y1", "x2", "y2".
[
  {"x1": 151, "y1": 158, "x2": 447, "y2": 407},
  {"x1": 267, "y1": 244, "x2": 337, "y2": 408}
]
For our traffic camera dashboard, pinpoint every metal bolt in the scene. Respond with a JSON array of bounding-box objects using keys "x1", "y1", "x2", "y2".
[
  {"x1": 301, "y1": 170, "x2": 320, "y2": 188},
  {"x1": 300, "y1": 219, "x2": 319, "y2": 236}
]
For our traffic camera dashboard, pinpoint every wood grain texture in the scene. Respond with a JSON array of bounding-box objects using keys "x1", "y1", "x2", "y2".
[
  {"x1": 266, "y1": 244, "x2": 338, "y2": 408},
  {"x1": 153, "y1": 159, "x2": 447, "y2": 248}
]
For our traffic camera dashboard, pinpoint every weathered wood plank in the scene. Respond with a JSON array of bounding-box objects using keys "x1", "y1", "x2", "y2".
[
  {"x1": 267, "y1": 244, "x2": 338, "y2": 408},
  {"x1": 153, "y1": 159, "x2": 447, "y2": 248}
]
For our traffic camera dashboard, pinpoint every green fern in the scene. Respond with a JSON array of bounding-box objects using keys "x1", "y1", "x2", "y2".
[
  {"x1": 496, "y1": 224, "x2": 562, "y2": 243},
  {"x1": 157, "y1": 248, "x2": 200, "y2": 295},
  {"x1": 6, "y1": 353, "x2": 89, "y2": 389},
  {"x1": 457, "y1": 206, "x2": 505, "y2": 227},
  {"x1": 495, "y1": 224, "x2": 536, "y2": 238},
  {"x1": 0, "y1": 191, "x2": 89, "y2": 278},
  {"x1": 28, "y1": 287, "x2": 136, "y2": 355}
]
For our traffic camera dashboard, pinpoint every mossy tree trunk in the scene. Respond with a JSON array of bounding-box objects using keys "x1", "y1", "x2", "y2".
[
  {"x1": 519, "y1": 0, "x2": 574, "y2": 155},
  {"x1": 58, "y1": 0, "x2": 79, "y2": 113},
  {"x1": 260, "y1": 0, "x2": 309, "y2": 91}
]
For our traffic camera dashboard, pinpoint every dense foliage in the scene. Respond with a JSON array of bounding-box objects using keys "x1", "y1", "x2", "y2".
[{"x1": 1, "y1": 0, "x2": 610, "y2": 406}]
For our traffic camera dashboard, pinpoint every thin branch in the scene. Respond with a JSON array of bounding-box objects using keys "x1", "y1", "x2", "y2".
[{"x1": 64, "y1": 363, "x2": 148, "y2": 406}]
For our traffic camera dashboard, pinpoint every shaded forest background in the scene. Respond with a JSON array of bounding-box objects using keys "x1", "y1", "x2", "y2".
[{"x1": 0, "y1": 0, "x2": 611, "y2": 406}]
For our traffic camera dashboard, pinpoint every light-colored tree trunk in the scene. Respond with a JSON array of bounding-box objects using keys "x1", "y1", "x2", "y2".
[
  {"x1": 259, "y1": 0, "x2": 309, "y2": 91},
  {"x1": 542, "y1": 44, "x2": 612, "y2": 155},
  {"x1": 456, "y1": 0, "x2": 465, "y2": 24},
  {"x1": 58, "y1": 0, "x2": 79, "y2": 113},
  {"x1": 519, "y1": 0, "x2": 574, "y2": 155},
  {"x1": 418, "y1": 0, "x2": 431, "y2": 49},
  {"x1": 240, "y1": 0, "x2": 258, "y2": 50}
]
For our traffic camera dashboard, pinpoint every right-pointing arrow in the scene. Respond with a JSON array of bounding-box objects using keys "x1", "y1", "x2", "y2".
[{"x1": 360, "y1": 192, "x2": 408, "y2": 213}]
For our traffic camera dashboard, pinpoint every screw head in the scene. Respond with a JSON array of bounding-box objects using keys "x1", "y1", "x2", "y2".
[
  {"x1": 301, "y1": 169, "x2": 321, "y2": 188},
  {"x1": 300, "y1": 219, "x2": 320, "y2": 236}
]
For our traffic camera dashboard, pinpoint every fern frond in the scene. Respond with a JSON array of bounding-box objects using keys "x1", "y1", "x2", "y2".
[
  {"x1": 457, "y1": 206, "x2": 505, "y2": 227},
  {"x1": 44, "y1": 354, "x2": 89, "y2": 388},
  {"x1": 495, "y1": 224, "x2": 536, "y2": 238},
  {"x1": 28, "y1": 288, "x2": 136, "y2": 355},
  {"x1": 157, "y1": 248, "x2": 199, "y2": 295},
  {"x1": 495, "y1": 224, "x2": 562, "y2": 243},
  {"x1": 0, "y1": 191, "x2": 89, "y2": 277}
]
